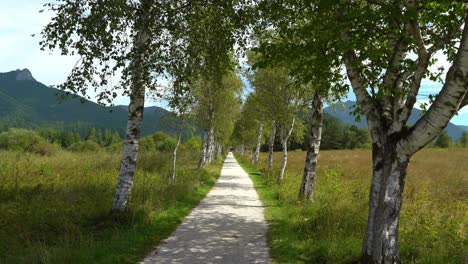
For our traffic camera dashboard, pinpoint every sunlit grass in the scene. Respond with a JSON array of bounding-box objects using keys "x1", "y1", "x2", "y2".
[
  {"x1": 0, "y1": 149, "x2": 223, "y2": 263},
  {"x1": 237, "y1": 149, "x2": 468, "y2": 263}
]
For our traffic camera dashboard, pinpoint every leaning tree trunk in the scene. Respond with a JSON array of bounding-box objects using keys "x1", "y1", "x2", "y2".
[
  {"x1": 111, "y1": 28, "x2": 150, "y2": 212},
  {"x1": 278, "y1": 118, "x2": 295, "y2": 182},
  {"x1": 252, "y1": 121, "x2": 264, "y2": 165},
  {"x1": 267, "y1": 120, "x2": 276, "y2": 170},
  {"x1": 198, "y1": 130, "x2": 209, "y2": 168},
  {"x1": 170, "y1": 128, "x2": 182, "y2": 185},
  {"x1": 299, "y1": 92, "x2": 323, "y2": 200}
]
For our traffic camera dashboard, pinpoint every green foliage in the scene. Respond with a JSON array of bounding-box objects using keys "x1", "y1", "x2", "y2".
[
  {"x1": 277, "y1": 114, "x2": 370, "y2": 150},
  {"x1": 231, "y1": 93, "x2": 262, "y2": 148},
  {"x1": 185, "y1": 135, "x2": 202, "y2": 150},
  {"x1": 0, "y1": 128, "x2": 59, "y2": 156},
  {"x1": 68, "y1": 140, "x2": 102, "y2": 152},
  {"x1": 152, "y1": 132, "x2": 178, "y2": 152},
  {"x1": 434, "y1": 131, "x2": 453, "y2": 148},
  {"x1": 193, "y1": 68, "x2": 243, "y2": 146},
  {"x1": 86, "y1": 128, "x2": 97, "y2": 142},
  {"x1": 459, "y1": 132, "x2": 468, "y2": 148},
  {"x1": 40, "y1": 1, "x2": 252, "y2": 106},
  {"x1": 139, "y1": 131, "x2": 196, "y2": 152}
]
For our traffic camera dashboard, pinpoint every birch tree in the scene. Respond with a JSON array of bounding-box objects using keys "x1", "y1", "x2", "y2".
[
  {"x1": 165, "y1": 86, "x2": 194, "y2": 185},
  {"x1": 195, "y1": 70, "x2": 243, "y2": 168},
  {"x1": 41, "y1": 0, "x2": 171, "y2": 212},
  {"x1": 335, "y1": 2, "x2": 468, "y2": 262},
  {"x1": 231, "y1": 93, "x2": 263, "y2": 158},
  {"x1": 256, "y1": 2, "x2": 467, "y2": 261},
  {"x1": 41, "y1": 0, "x2": 251, "y2": 212},
  {"x1": 251, "y1": 21, "x2": 344, "y2": 193},
  {"x1": 248, "y1": 63, "x2": 304, "y2": 181},
  {"x1": 252, "y1": 121, "x2": 264, "y2": 165}
]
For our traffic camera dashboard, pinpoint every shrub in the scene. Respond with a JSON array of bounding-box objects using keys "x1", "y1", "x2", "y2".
[
  {"x1": 139, "y1": 136, "x2": 155, "y2": 151},
  {"x1": 185, "y1": 135, "x2": 202, "y2": 150},
  {"x1": 152, "y1": 132, "x2": 177, "y2": 152},
  {"x1": 68, "y1": 140, "x2": 102, "y2": 152},
  {"x1": 30, "y1": 141, "x2": 60, "y2": 156},
  {"x1": 106, "y1": 142, "x2": 124, "y2": 152},
  {"x1": 0, "y1": 128, "x2": 59, "y2": 155},
  {"x1": 138, "y1": 132, "x2": 178, "y2": 152}
]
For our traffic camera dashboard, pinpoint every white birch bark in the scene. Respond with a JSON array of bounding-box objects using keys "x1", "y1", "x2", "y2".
[
  {"x1": 338, "y1": 6, "x2": 468, "y2": 263},
  {"x1": 198, "y1": 130, "x2": 208, "y2": 168},
  {"x1": 267, "y1": 120, "x2": 276, "y2": 170},
  {"x1": 278, "y1": 117, "x2": 295, "y2": 182},
  {"x1": 207, "y1": 126, "x2": 215, "y2": 163},
  {"x1": 251, "y1": 121, "x2": 263, "y2": 165},
  {"x1": 299, "y1": 93, "x2": 323, "y2": 200},
  {"x1": 111, "y1": 26, "x2": 150, "y2": 212},
  {"x1": 171, "y1": 128, "x2": 182, "y2": 185}
]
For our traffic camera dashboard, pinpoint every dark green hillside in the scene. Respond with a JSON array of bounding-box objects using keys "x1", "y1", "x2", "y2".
[
  {"x1": 325, "y1": 100, "x2": 466, "y2": 141},
  {"x1": 0, "y1": 69, "x2": 175, "y2": 136}
]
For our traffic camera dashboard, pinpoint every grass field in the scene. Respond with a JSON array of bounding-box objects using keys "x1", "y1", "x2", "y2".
[
  {"x1": 237, "y1": 149, "x2": 467, "y2": 263},
  {"x1": 0, "y1": 149, "x2": 223, "y2": 263}
]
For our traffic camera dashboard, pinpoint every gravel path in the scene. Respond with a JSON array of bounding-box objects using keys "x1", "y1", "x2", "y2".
[{"x1": 142, "y1": 153, "x2": 270, "y2": 264}]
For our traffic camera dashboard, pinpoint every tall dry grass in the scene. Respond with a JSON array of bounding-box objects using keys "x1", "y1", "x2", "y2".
[
  {"x1": 0, "y1": 149, "x2": 223, "y2": 263},
  {"x1": 239, "y1": 149, "x2": 467, "y2": 263}
]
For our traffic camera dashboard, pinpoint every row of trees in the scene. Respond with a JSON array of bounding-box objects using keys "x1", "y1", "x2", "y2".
[
  {"x1": 232, "y1": 1, "x2": 468, "y2": 263},
  {"x1": 42, "y1": 0, "x2": 467, "y2": 263},
  {"x1": 36, "y1": 127, "x2": 121, "y2": 148},
  {"x1": 41, "y1": 1, "x2": 250, "y2": 212},
  {"x1": 432, "y1": 131, "x2": 468, "y2": 148}
]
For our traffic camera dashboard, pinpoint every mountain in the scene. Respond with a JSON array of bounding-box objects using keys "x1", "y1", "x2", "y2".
[
  {"x1": 459, "y1": 125, "x2": 468, "y2": 132},
  {"x1": 0, "y1": 69, "x2": 175, "y2": 136},
  {"x1": 325, "y1": 100, "x2": 466, "y2": 141}
]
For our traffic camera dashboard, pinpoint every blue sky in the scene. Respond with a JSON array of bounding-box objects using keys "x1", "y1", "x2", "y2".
[{"x1": 0, "y1": 1, "x2": 467, "y2": 125}]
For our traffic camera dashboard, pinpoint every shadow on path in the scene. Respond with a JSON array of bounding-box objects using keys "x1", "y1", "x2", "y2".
[{"x1": 141, "y1": 153, "x2": 270, "y2": 264}]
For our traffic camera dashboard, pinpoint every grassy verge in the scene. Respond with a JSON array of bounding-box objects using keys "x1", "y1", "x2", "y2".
[
  {"x1": 235, "y1": 150, "x2": 467, "y2": 264},
  {"x1": 236, "y1": 157, "x2": 363, "y2": 263},
  {"x1": 0, "y1": 150, "x2": 224, "y2": 263}
]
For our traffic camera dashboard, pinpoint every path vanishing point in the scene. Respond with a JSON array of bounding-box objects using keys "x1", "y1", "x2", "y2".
[{"x1": 142, "y1": 152, "x2": 271, "y2": 264}]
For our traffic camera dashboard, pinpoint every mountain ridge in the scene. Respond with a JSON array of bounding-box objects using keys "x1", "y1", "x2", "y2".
[
  {"x1": 324, "y1": 100, "x2": 466, "y2": 140},
  {"x1": 0, "y1": 69, "x2": 175, "y2": 136}
]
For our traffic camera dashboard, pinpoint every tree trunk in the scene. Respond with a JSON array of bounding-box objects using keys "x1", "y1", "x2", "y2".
[
  {"x1": 267, "y1": 120, "x2": 276, "y2": 170},
  {"x1": 362, "y1": 140, "x2": 409, "y2": 264},
  {"x1": 278, "y1": 139, "x2": 288, "y2": 182},
  {"x1": 213, "y1": 141, "x2": 218, "y2": 158},
  {"x1": 278, "y1": 117, "x2": 295, "y2": 182},
  {"x1": 252, "y1": 121, "x2": 263, "y2": 165},
  {"x1": 240, "y1": 144, "x2": 245, "y2": 156},
  {"x1": 299, "y1": 93, "x2": 323, "y2": 200},
  {"x1": 336, "y1": 9, "x2": 468, "y2": 264},
  {"x1": 198, "y1": 130, "x2": 208, "y2": 168},
  {"x1": 207, "y1": 126, "x2": 215, "y2": 162},
  {"x1": 111, "y1": 29, "x2": 150, "y2": 212},
  {"x1": 170, "y1": 128, "x2": 182, "y2": 185}
]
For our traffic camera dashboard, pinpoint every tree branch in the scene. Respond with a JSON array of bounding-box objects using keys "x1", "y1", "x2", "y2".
[
  {"x1": 391, "y1": 0, "x2": 455, "y2": 134},
  {"x1": 398, "y1": 14, "x2": 468, "y2": 156},
  {"x1": 460, "y1": 94, "x2": 468, "y2": 110},
  {"x1": 383, "y1": 1, "x2": 410, "y2": 94},
  {"x1": 338, "y1": 0, "x2": 374, "y2": 118}
]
